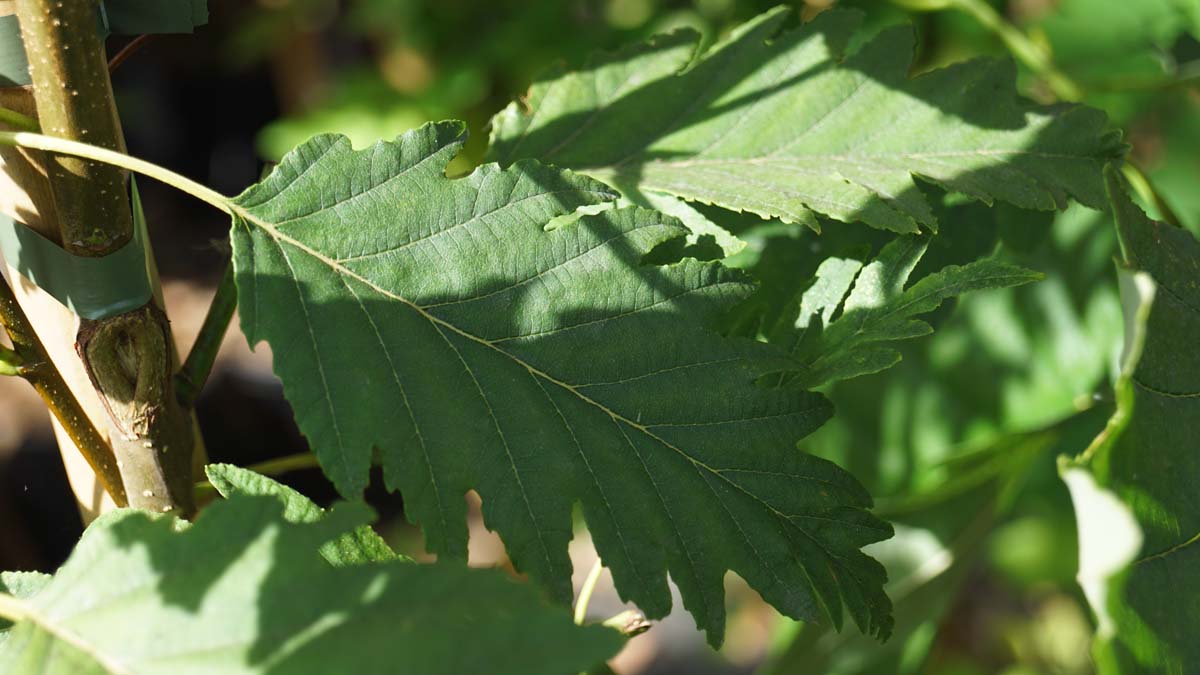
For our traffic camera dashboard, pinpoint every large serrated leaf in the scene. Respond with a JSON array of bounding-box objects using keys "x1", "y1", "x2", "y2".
[
  {"x1": 0, "y1": 496, "x2": 620, "y2": 675},
  {"x1": 1064, "y1": 167, "x2": 1200, "y2": 673},
  {"x1": 227, "y1": 120, "x2": 893, "y2": 645},
  {"x1": 488, "y1": 7, "x2": 1123, "y2": 234}
]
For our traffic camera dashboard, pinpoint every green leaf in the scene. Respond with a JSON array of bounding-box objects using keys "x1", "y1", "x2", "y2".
[
  {"x1": 1064, "y1": 167, "x2": 1200, "y2": 673},
  {"x1": 776, "y1": 235, "x2": 1043, "y2": 389},
  {"x1": 487, "y1": 8, "x2": 1123, "y2": 234},
  {"x1": 0, "y1": 496, "x2": 621, "y2": 675},
  {"x1": 205, "y1": 463, "x2": 403, "y2": 565},
  {"x1": 227, "y1": 120, "x2": 893, "y2": 645},
  {"x1": 0, "y1": 573, "x2": 50, "y2": 643}
]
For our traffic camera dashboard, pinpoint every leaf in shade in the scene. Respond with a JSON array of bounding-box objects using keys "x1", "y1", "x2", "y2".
[{"x1": 227, "y1": 120, "x2": 893, "y2": 645}]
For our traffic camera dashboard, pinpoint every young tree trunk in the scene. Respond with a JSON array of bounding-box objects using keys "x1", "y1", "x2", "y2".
[{"x1": 1, "y1": 0, "x2": 203, "y2": 516}]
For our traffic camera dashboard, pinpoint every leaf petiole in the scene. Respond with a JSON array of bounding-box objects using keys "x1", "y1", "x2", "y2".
[{"x1": 0, "y1": 131, "x2": 234, "y2": 215}]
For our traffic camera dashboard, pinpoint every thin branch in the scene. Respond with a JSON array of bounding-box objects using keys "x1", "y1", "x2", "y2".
[
  {"x1": 0, "y1": 343, "x2": 21, "y2": 375},
  {"x1": 0, "y1": 106, "x2": 38, "y2": 132},
  {"x1": 245, "y1": 452, "x2": 323, "y2": 477},
  {"x1": 107, "y1": 35, "x2": 155, "y2": 73},
  {"x1": 176, "y1": 263, "x2": 237, "y2": 407},
  {"x1": 193, "y1": 452, "x2": 322, "y2": 501},
  {"x1": 574, "y1": 559, "x2": 604, "y2": 625},
  {"x1": 0, "y1": 275, "x2": 127, "y2": 505}
]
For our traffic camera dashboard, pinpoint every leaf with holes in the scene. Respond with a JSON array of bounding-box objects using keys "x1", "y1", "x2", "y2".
[
  {"x1": 488, "y1": 7, "x2": 1123, "y2": 234},
  {"x1": 227, "y1": 120, "x2": 893, "y2": 645},
  {"x1": 0, "y1": 496, "x2": 621, "y2": 675}
]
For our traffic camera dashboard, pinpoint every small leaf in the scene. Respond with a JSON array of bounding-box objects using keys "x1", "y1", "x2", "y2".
[
  {"x1": 0, "y1": 497, "x2": 621, "y2": 675},
  {"x1": 778, "y1": 236, "x2": 1043, "y2": 388},
  {"x1": 1063, "y1": 167, "x2": 1200, "y2": 674},
  {"x1": 205, "y1": 463, "x2": 403, "y2": 565},
  {"x1": 228, "y1": 121, "x2": 893, "y2": 645},
  {"x1": 488, "y1": 8, "x2": 1123, "y2": 233}
]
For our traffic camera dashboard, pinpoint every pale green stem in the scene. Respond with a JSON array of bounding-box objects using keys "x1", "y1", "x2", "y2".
[
  {"x1": 0, "y1": 107, "x2": 38, "y2": 133},
  {"x1": 0, "y1": 132, "x2": 233, "y2": 215},
  {"x1": 0, "y1": 592, "x2": 28, "y2": 623},
  {"x1": 575, "y1": 559, "x2": 605, "y2": 625},
  {"x1": 194, "y1": 452, "x2": 323, "y2": 500},
  {"x1": 245, "y1": 452, "x2": 323, "y2": 477}
]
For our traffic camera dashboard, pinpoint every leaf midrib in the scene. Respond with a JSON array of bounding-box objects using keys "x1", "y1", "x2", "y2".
[
  {"x1": 235, "y1": 205, "x2": 859, "y2": 599},
  {"x1": 1, "y1": 595, "x2": 134, "y2": 675}
]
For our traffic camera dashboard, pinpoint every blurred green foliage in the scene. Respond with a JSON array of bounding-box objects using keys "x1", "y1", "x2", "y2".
[{"x1": 223, "y1": 1, "x2": 1200, "y2": 673}]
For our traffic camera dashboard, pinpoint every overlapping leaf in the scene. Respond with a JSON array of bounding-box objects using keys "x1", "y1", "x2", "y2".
[
  {"x1": 205, "y1": 463, "x2": 402, "y2": 565},
  {"x1": 0, "y1": 496, "x2": 620, "y2": 675},
  {"x1": 228, "y1": 120, "x2": 893, "y2": 644},
  {"x1": 1065, "y1": 168, "x2": 1200, "y2": 673},
  {"x1": 488, "y1": 7, "x2": 1123, "y2": 234},
  {"x1": 771, "y1": 236, "x2": 1043, "y2": 389}
]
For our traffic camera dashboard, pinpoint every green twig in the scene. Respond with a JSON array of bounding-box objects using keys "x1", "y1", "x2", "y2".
[
  {"x1": 0, "y1": 106, "x2": 38, "y2": 133},
  {"x1": 244, "y1": 452, "x2": 323, "y2": 477},
  {"x1": 176, "y1": 263, "x2": 237, "y2": 407},
  {"x1": 0, "y1": 343, "x2": 22, "y2": 375},
  {"x1": 194, "y1": 452, "x2": 323, "y2": 500},
  {"x1": 575, "y1": 559, "x2": 605, "y2": 625}
]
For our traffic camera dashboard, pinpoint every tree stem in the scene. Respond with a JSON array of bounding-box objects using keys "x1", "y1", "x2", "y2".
[
  {"x1": 13, "y1": 0, "x2": 202, "y2": 515},
  {"x1": 15, "y1": 0, "x2": 133, "y2": 255}
]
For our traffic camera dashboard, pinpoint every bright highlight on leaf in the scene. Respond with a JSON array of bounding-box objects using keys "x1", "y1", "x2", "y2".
[
  {"x1": 770, "y1": 236, "x2": 1044, "y2": 389},
  {"x1": 0, "y1": 496, "x2": 621, "y2": 675},
  {"x1": 488, "y1": 8, "x2": 1123, "y2": 234},
  {"x1": 227, "y1": 120, "x2": 893, "y2": 645}
]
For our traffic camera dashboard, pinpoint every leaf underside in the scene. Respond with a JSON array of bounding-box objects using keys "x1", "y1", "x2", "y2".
[
  {"x1": 229, "y1": 121, "x2": 893, "y2": 645},
  {"x1": 0, "y1": 497, "x2": 621, "y2": 675},
  {"x1": 1078, "y1": 169, "x2": 1200, "y2": 673},
  {"x1": 488, "y1": 7, "x2": 1124, "y2": 234}
]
